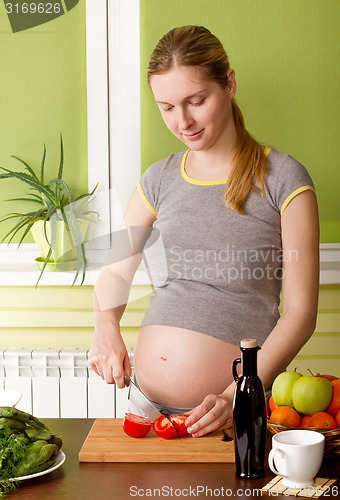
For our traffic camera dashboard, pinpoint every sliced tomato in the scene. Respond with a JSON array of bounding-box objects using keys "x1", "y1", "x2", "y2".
[
  {"x1": 152, "y1": 415, "x2": 178, "y2": 439},
  {"x1": 169, "y1": 414, "x2": 189, "y2": 437},
  {"x1": 123, "y1": 413, "x2": 152, "y2": 438}
]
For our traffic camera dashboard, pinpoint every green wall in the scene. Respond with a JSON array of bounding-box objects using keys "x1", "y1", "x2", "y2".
[
  {"x1": 140, "y1": 0, "x2": 340, "y2": 243},
  {"x1": 0, "y1": 1, "x2": 87, "y2": 243},
  {"x1": 1, "y1": 1, "x2": 339, "y2": 243}
]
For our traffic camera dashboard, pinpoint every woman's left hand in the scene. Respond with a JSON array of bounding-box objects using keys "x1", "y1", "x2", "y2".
[{"x1": 184, "y1": 394, "x2": 233, "y2": 437}]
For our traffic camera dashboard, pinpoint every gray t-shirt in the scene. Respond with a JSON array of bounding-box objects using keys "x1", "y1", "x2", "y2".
[{"x1": 137, "y1": 148, "x2": 315, "y2": 346}]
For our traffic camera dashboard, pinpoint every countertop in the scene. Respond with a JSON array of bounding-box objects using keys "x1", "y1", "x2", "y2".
[{"x1": 7, "y1": 418, "x2": 340, "y2": 500}]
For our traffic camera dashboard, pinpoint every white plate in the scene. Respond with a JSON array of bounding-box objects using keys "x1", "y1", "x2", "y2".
[
  {"x1": 0, "y1": 390, "x2": 22, "y2": 407},
  {"x1": 12, "y1": 451, "x2": 66, "y2": 481}
]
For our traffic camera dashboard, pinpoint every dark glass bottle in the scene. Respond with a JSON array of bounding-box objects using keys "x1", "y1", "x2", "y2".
[{"x1": 232, "y1": 338, "x2": 266, "y2": 479}]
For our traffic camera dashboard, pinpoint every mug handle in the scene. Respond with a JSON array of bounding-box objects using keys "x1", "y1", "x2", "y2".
[{"x1": 268, "y1": 448, "x2": 287, "y2": 478}]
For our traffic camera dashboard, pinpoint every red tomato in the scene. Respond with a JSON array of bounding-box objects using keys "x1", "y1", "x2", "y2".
[
  {"x1": 169, "y1": 414, "x2": 189, "y2": 437},
  {"x1": 123, "y1": 413, "x2": 152, "y2": 438},
  {"x1": 153, "y1": 415, "x2": 178, "y2": 439}
]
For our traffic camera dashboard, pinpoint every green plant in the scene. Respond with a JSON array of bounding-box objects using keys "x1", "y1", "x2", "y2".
[{"x1": 0, "y1": 134, "x2": 98, "y2": 286}]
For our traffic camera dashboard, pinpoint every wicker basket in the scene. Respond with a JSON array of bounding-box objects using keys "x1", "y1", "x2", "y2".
[
  {"x1": 267, "y1": 419, "x2": 340, "y2": 457},
  {"x1": 266, "y1": 394, "x2": 340, "y2": 457}
]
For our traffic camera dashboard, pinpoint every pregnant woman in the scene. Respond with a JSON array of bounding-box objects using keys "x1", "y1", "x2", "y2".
[{"x1": 89, "y1": 26, "x2": 319, "y2": 437}]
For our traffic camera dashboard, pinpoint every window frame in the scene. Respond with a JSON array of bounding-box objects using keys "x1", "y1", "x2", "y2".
[{"x1": 86, "y1": 0, "x2": 141, "y2": 248}]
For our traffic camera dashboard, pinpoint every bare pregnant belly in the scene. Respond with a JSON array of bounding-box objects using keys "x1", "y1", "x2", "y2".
[{"x1": 134, "y1": 325, "x2": 240, "y2": 408}]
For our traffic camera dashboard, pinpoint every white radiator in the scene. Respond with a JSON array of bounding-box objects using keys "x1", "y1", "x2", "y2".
[{"x1": 0, "y1": 347, "x2": 134, "y2": 418}]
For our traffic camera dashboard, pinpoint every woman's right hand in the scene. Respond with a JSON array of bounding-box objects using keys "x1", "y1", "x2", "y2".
[
  {"x1": 89, "y1": 321, "x2": 131, "y2": 388},
  {"x1": 90, "y1": 187, "x2": 156, "y2": 388}
]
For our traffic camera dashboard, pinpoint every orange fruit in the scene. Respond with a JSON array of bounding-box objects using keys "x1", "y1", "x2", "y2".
[
  {"x1": 309, "y1": 411, "x2": 336, "y2": 430},
  {"x1": 325, "y1": 379, "x2": 340, "y2": 416},
  {"x1": 270, "y1": 406, "x2": 302, "y2": 427},
  {"x1": 335, "y1": 410, "x2": 340, "y2": 428},
  {"x1": 268, "y1": 395, "x2": 278, "y2": 414},
  {"x1": 301, "y1": 415, "x2": 311, "y2": 427}
]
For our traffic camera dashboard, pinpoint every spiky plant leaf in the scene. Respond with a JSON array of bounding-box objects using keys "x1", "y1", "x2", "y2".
[
  {"x1": 0, "y1": 168, "x2": 55, "y2": 203},
  {"x1": 0, "y1": 211, "x2": 43, "y2": 242},
  {"x1": 55, "y1": 134, "x2": 64, "y2": 204},
  {"x1": 35, "y1": 244, "x2": 53, "y2": 287},
  {"x1": 74, "y1": 182, "x2": 98, "y2": 202},
  {"x1": 63, "y1": 205, "x2": 87, "y2": 284},
  {"x1": 57, "y1": 134, "x2": 64, "y2": 180},
  {"x1": 2, "y1": 216, "x2": 35, "y2": 245},
  {"x1": 17, "y1": 221, "x2": 35, "y2": 247},
  {"x1": 40, "y1": 144, "x2": 46, "y2": 184},
  {"x1": 48, "y1": 177, "x2": 72, "y2": 207},
  {"x1": 5, "y1": 197, "x2": 43, "y2": 204},
  {"x1": 11, "y1": 155, "x2": 39, "y2": 182}
]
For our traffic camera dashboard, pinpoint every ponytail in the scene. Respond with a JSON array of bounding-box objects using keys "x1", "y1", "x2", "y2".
[{"x1": 225, "y1": 100, "x2": 268, "y2": 214}]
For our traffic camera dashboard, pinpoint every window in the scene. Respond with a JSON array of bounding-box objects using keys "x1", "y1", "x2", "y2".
[{"x1": 0, "y1": 0, "x2": 142, "y2": 285}]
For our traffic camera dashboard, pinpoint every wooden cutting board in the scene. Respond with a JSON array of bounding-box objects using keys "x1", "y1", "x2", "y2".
[{"x1": 79, "y1": 419, "x2": 235, "y2": 463}]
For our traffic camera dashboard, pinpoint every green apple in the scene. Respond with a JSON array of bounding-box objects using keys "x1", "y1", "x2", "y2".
[
  {"x1": 292, "y1": 375, "x2": 333, "y2": 415},
  {"x1": 272, "y1": 371, "x2": 303, "y2": 407}
]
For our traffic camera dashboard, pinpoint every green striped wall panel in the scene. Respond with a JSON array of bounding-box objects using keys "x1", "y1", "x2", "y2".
[
  {"x1": 0, "y1": 284, "x2": 339, "y2": 377},
  {"x1": 0, "y1": 309, "x2": 145, "y2": 328},
  {"x1": 315, "y1": 313, "x2": 340, "y2": 333},
  {"x1": 0, "y1": 285, "x2": 153, "y2": 309},
  {"x1": 317, "y1": 285, "x2": 340, "y2": 310},
  {"x1": 287, "y1": 285, "x2": 340, "y2": 377},
  {"x1": 0, "y1": 285, "x2": 152, "y2": 349}
]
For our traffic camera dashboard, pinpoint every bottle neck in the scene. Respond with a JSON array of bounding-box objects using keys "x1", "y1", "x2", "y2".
[{"x1": 241, "y1": 347, "x2": 258, "y2": 376}]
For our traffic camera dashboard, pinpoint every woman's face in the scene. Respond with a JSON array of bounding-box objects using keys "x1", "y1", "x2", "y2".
[{"x1": 150, "y1": 65, "x2": 236, "y2": 153}]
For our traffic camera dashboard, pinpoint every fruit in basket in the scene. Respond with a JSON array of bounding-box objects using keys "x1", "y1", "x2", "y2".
[
  {"x1": 325, "y1": 379, "x2": 340, "y2": 417},
  {"x1": 335, "y1": 410, "x2": 340, "y2": 428},
  {"x1": 292, "y1": 375, "x2": 333, "y2": 415},
  {"x1": 268, "y1": 395, "x2": 278, "y2": 414},
  {"x1": 307, "y1": 369, "x2": 339, "y2": 382},
  {"x1": 301, "y1": 415, "x2": 311, "y2": 427},
  {"x1": 308, "y1": 412, "x2": 337, "y2": 430},
  {"x1": 269, "y1": 406, "x2": 302, "y2": 427},
  {"x1": 272, "y1": 371, "x2": 302, "y2": 407}
]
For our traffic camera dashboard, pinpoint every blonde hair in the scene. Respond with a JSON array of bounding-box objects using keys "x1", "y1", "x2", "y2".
[{"x1": 147, "y1": 25, "x2": 268, "y2": 213}]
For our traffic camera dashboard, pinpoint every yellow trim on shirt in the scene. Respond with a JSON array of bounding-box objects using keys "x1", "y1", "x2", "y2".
[
  {"x1": 280, "y1": 185, "x2": 316, "y2": 215},
  {"x1": 137, "y1": 180, "x2": 157, "y2": 217},
  {"x1": 264, "y1": 146, "x2": 271, "y2": 157},
  {"x1": 181, "y1": 147, "x2": 271, "y2": 185},
  {"x1": 180, "y1": 149, "x2": 227, "y2": 185}
]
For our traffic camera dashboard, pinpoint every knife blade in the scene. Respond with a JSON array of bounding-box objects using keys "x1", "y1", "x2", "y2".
[{"x1": 124, "y1": 372, "x2": 162, "y2": 422}]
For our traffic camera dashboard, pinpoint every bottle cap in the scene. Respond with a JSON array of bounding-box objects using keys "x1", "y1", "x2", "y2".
[{"x1": 240, "y1": 339, "x2": 258, "y2": 348}]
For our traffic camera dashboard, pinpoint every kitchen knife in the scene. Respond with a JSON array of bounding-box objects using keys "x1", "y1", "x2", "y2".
[{"x1": 124, "y1": 372, "x2": 162, "y2": 422}]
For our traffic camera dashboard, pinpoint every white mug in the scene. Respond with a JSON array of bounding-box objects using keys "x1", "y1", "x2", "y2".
[{"x1": 268, "y1": 430, "x2": 325, "y2": 489}]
